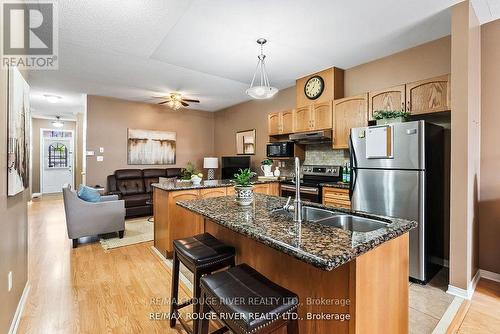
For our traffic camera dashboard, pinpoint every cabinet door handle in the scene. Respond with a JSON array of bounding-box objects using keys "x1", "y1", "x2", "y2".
[{"x1": 401, "y1": 102, "x2": 405, "y2": 112}]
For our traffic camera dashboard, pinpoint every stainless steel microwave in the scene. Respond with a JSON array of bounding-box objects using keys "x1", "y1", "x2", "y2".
[{"x1": 266, "y1": 142, "x2": 294, "y2": 158}]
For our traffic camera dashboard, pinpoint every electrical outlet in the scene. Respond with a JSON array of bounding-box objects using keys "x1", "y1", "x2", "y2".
[
  {"x1": 8, "y1": 271, "x2": 12, "y2": 292},
  {"x1": 99, "y1": 147, "x2": 104, "y2": 153}
]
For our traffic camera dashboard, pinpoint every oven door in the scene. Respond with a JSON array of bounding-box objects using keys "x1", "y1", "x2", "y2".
[{"x1": 280, "y1": 184, "x2": 320, "y2": 203}]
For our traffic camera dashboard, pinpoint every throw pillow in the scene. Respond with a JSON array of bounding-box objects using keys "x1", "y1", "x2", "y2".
[{"x1": 77, "y1": 185, "x2": 101, "y2": 202}]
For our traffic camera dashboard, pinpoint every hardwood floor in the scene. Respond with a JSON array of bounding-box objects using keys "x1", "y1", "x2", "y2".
[
  {"x1": 18, "y1": 195, "x2": 193, "y2": 333},
  {"x1": 452, "y1": 279, "x2": 500, "y2": 333}
]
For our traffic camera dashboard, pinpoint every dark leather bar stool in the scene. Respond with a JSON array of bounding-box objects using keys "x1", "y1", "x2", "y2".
[
  {"x1": 198, "y1": 264, "x2": 299, "y2": 334},
  {"x1": 170, "y1": 233, "x2": 235, "y2": 334}
]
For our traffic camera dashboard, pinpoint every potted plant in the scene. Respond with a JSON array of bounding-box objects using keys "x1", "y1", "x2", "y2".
[
  {"x1": 373, "y1": 110, "x2": 410, "y2": 125},
  {"x1": 181, "y1": 162, "x2": 203, "y2": 185},
  {"x1": 232, "y1": 168, "x2": 256, "y2": 206},
  {"x1": 260, "y1": 159, "x2": 273, "y2": 176}
]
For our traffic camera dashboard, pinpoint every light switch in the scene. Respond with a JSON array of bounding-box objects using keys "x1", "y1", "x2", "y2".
[
  {"x1": 99, "y1": 147, "x2": 104, "y2": 153},
  {"x1": 96, "y1": 156, "x2": 104, "y2": 162}
]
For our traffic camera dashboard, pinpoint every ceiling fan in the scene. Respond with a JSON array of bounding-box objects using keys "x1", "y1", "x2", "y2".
[{"x1": 156, "y1": 93, "x2": 200, "y2": 110}]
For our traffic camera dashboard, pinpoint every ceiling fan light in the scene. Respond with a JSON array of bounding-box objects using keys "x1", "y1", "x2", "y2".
[{"x1": 246, "y1": 86, "x2": 278, "y2": 99}]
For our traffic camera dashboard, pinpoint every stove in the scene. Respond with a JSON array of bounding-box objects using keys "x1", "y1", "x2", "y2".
[{"x1": 280, "y1": 165, "x2": 342, "y2": 203}]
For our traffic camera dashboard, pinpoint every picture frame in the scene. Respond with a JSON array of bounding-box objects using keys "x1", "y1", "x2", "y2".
[{"x1": 236, "y1": 129, "x2": 256, "y2": 155}]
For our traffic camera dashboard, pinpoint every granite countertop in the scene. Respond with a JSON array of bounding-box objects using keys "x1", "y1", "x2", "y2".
[
  {"x1": 152, "y1": 179, "x2": 278, "y2": 191},
  {"x1": 177, "y1": 194, "x2": 416, "y2": 271},
  {"x1": 320, "y1": 182, "x2": 350, "y2": 189}
]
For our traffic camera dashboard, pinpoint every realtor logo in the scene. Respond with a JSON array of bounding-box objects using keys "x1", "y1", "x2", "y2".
[{"x1": 1, "y1": 0, "x2": 58, "y2": 69}]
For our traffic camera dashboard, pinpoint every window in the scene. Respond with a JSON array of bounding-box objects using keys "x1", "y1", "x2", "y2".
[{"x1": 48, "y1": 143, "x2": 68, "y2": 168}]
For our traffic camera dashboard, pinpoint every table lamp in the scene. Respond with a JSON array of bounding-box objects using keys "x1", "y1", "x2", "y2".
[{"x1": 203, "y1": 157, "x2": 218, "y2": 180}]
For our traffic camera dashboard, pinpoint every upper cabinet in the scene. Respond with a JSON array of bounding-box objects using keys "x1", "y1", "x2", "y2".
[
  {"x1": 368, "y1": 85, "x2": 406, "y2": 121},
  {"x1": 333, "y1": 94, "x2": 368, "y2": 149},
  {"x1": 293, "y1": 101, "x2": 333, "y2": 133},
  {"x1": 313, "y1": 101, "x2": 333, "y2": 130},
  {"x1": 406, "y1": 75, "x2": 450, "y2": 115},
  {"x1": 293, "y1": 106, "x2": 313, "y2": 133},
  {"x1": 268, "y1": 109, "x2": 294, "y2": 135}
]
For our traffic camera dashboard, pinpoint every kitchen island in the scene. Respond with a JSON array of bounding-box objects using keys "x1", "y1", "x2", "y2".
[
  {"x1": 152, "y1": 180, "x2": 279, "y2": 257},
  {"x1": 177, "y1": 194, "x2": 416, "y2": 334}
]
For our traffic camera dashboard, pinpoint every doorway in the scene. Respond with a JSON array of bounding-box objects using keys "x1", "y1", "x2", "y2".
[{"x1": 40, "y1": 129, "x2": 74, "y2": 193}]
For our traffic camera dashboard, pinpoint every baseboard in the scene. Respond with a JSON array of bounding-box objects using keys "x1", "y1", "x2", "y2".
[
  {"x1": 31, "y1": 192, "x2": 41, "y2": 199},
  {"x1": 447, "y1": 270, "x2": 480, "y2": 300},
  {"x1": 8, "y1": 283, "x2": 30, "y2": 334},
  {"x1": 479, "y1": 269, "x2": 500, "y2": 283},
  {"x1": 432, "y1": 296, "x2": 464, "y2": 334}
]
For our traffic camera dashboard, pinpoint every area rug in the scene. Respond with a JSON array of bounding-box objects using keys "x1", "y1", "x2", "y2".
[{"x1": 100, "y1": 217, "x2": 153, "y2": 250}]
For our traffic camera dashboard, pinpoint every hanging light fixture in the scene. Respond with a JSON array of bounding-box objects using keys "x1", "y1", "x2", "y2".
[
  {"x1": 246, "y1": 38, "x2": 279, "y2": 99},
  {"x1": 52, "y1": 116, "x2": 64, "y2": 128}
]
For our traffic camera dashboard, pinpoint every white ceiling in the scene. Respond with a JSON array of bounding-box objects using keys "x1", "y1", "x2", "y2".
[{"x1": 30, "y1": 0, "x2": 474, "y2": 116}]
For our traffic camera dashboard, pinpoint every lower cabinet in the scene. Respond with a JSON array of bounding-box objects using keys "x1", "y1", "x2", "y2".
[
  {"x1": 154, "y1": 182, "x2": 278, "y2": 257},
  {"x1": 322, "y1": 187, "x2": 351, "y2": 210}
]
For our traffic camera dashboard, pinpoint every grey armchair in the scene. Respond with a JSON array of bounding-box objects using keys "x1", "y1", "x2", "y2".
[{"x1": 63, "y1": 185, "x2": 125, "y2": 248}]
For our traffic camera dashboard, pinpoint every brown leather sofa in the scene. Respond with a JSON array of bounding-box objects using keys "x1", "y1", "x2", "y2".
[{"x1": 107, "y1": 168, "x2": 182, "y2": 218}]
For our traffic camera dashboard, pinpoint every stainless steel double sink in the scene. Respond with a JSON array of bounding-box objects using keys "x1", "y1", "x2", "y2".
[{"x1": 273, "y1": 206, "x2": 389, "y2": 232}]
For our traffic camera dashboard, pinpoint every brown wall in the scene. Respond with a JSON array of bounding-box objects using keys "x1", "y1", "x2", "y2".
[
  {"x1": 344, "y1": 36, "x2": 451, "y2": 96},
  {"x1": 0, "y1": 70, "x2": 29, "y2": 332},
  {"x1": 449, "y1": 0, "x2": 482, "y2": 290},
  {"x1": 214, "y1": 87, "x2": 296, "y2": 171},
  {"x1": 31, "y1": 118, "x2": 77, "y2": 193},
  {"x1": 86, "y1": 95, "x2": 215, "y2": 189},
  {"x1": 479, "y1": 19, "x2": 500, "y2": 275}
]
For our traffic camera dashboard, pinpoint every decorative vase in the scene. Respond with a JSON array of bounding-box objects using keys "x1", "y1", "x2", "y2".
[
  {"x1": 273, "y1": 166, "x2": 281, "y2": 177},
  {"x1": 234, "y1": 185, "x2": 254, "y2": 206},
  {"x1": 261, "y1": 164, "x2": 272, "y2": 176},
  {"x1": 191, "y1": 175, "x2": 202, "y2": 185},
  {"x1": 376, "y1": 117, "x2": 406, "y2": 125}
]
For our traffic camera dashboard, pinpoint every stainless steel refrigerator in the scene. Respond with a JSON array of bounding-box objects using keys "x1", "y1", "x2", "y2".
[{"x1": 349, "y1": 120, "x2": 445, "y2": 283}]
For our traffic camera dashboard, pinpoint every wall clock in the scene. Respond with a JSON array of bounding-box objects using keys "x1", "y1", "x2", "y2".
[{"x1": 304, "y1": 75, "x2": 324, "y2": 100}]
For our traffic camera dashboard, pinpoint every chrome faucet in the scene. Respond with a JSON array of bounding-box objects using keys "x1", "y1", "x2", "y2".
[
  {"x1": 283, "y1": 157, "x2": 303, "y2": 222},
  {"x1": 293, "y1": 157, "x2": 303, "y2": 222}
]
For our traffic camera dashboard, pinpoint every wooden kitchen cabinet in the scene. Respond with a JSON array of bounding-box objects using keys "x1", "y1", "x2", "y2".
[
  {"x1": 333, "y1": 94, "x2": 368, "y2": 149},
  {"x1": 293, "y1": 101, "x2": 333, "y2": 133},
  {"x1": 253, "y1": 184, "x2": 270, "y2": 195},
  {"x1": 406, "y1": 74, "x2": 450, "y2": 115},
  {"x1": 368, "y1": 84, "x2": 406, "y2": 120},
  {"x1": 312, "y1": 101, "x2": 333, "y2": 130},
  {"x1": 268, "y1": 112, "x2": 281, "y2": 135},
  {"x1": 200, "y1": 187, "x2": 227, "y2": 198},
  {"x1": 268, "y1": 110, "x2": 294, "y2": 135},
  {"x1": 293, "y1": 105, "x2": 313, "y2": 133},
  {"x1": 323, "y1": 187, "x2": 351, "y2": 209}
]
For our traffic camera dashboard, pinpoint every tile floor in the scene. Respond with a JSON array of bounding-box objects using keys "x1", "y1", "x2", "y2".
[{"x1": 409, "y1": 268, "x2": 456, "y2": 333}]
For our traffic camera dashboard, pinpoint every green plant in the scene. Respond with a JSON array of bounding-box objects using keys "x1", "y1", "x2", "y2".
[
  {"x1": 261, "y1": 159, "x2": 273, "y2": 166},
  {"x1": 373, "y1": 110, "x2": 410, "y2": 120},
  {"x1": 232, "y1": 168, "x2": 256, "y2": 187},
  {"x1": 181, "y1": 162, "x2": 200, "y2": 180}
]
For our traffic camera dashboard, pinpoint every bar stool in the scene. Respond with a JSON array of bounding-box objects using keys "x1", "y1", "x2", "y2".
[
  {"x1": 198, "y1": 264, "x2": 299, "y2": 334},
  {"x1": 170, "y1": 233, "x2": 236, "y2": 334}
]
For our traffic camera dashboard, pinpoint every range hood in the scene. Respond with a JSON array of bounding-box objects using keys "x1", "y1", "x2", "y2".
[{"x1": 289, "y1": 130, "x2": 332, "y2": 144}]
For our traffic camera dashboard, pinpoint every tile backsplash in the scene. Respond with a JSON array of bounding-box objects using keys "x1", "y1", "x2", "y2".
[
  {"x1": 273, "y1": 144, "x2": 349, "y2": 177},
  {"x1": 304, "y1": 144, "x2": 349, "y2": 166}
]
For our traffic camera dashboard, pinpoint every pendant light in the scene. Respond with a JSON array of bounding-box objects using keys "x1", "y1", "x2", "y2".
[
  {"x1": 246, "y1": 38, "x2": 279, "y2": 99},
  {"x1": 52, "y1": 116, "x2": 64, "y2": 128}
]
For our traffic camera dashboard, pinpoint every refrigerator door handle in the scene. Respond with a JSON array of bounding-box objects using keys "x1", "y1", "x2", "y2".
[{"x1": 348, "y1": 133, "x2": 358, "y2": 200}]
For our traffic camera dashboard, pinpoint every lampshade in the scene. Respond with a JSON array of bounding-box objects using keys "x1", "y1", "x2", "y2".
[{"x1": 203, "y1": 157, "x2": 218, "y2": 169}]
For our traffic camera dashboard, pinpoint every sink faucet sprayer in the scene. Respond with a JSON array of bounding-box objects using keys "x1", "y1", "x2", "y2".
[{"x1": 283, "y1": 157, "x2": 303, "y2": 222}]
